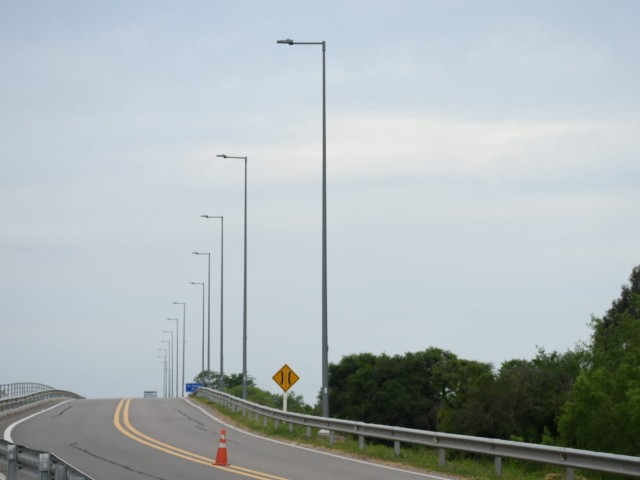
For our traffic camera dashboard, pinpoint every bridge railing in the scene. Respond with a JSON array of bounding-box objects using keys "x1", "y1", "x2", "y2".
[
  {"x1": 0, "y1": 440, "x2": 93, "y2": 480},
  {"x1": 196, "y1": 387, "x2": 640, "y2": 479},
  {"x1": 0, "y1": 383, "x2": 56, "y2": 400},
  {"x1": 0, "y1": 385, "x2": 83, "y2": 418}
]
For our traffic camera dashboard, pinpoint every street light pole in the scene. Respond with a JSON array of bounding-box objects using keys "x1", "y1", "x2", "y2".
[
  {"x1": 157, "y1": 351, "x2": 167, "y2": 398},
  {"x1": 201, "y1": 215, "x2": 224, "y2": 391},
  {"x1": 173, "y1": 302, "x2": 186, "y2": 397},
  {"x1": 162, "y1": 331, "x2": 174, "y2": 397},
  {"x1": 167, "y1": 317, "x2": 179, "y2": 397},
  {"x1": 277, "y1": 38, "x2": 329, "y2": 417},
  {"x1": 160, "y1": 341, "x2": 170, "y2": 397},
  {"x1": 216, "y1": 154, "x2": 248, "y2": 400},
  {"x1": 190, "y1": 281, "x2": 205, "y2": 374},
  {"x1": 193, "y1": 252, "x2": 211, "y2": 372}
]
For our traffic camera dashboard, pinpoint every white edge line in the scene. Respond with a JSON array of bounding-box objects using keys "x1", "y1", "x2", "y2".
[
  {"x1": 3, "y1": 399, "x2": 94, "y2": 478},
  {"x1": 3, "y1": 400, "x2": 72, "y2": 443},
  {"x1": 184, "y1": 398, "x2": 452, "y2": 480}
]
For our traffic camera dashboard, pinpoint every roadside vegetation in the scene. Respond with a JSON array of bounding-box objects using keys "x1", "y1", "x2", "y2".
[
  {"x1": 193, "y1": 394, "x2": 607, "y2": 480},
  {"x1": 193, "y1": 264, "x2": 640, "y2": 477}
]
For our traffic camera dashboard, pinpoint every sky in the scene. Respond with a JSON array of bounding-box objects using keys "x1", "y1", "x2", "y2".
[{"x1": 1, "y1": 1, "x2": 639, "y2": 405}]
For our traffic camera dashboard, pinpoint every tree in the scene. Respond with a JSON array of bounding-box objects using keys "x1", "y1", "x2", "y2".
[
  {"x1": 195, "y1": 370, "x2": 313, "y2": 413},
  {"x1": 328, "y1": 348, "x2": 492, "y2": 431},
  {"x1": 559, "y1": 266, "x2": 640, "y2": 455},
  {"x1": 192, "y1": 370, "x2": 255, "y2": 390},
  {"x1": 438, "y1": 348, "x2": 584, "y2": 443}
]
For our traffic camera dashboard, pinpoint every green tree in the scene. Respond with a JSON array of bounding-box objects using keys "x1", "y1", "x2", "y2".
[
  {"x1": 328, "y1": 348, "x2": 491, "y2": 431},
  {"x1": 193, "y1": 370, "x2": 255, "y2": 390},
  {"x1": 438, "y1": 348, "x2": 583, "y2": 443},
  {"x1": 195, "y1": 370, "x2": 313, "y2": 413},
  {"x1": 559, "y1": 266, "x2": 640, "y2": 455}
]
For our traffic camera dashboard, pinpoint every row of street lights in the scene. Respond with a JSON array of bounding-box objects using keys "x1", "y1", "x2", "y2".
[{"x1": 154, "y1": 38, "x2": 328, "y2": 417}]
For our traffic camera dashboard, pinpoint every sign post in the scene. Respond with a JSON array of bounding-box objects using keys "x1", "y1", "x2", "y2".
[{"x1": 272, "y1": 364, "x2": 299, "y2": 412}]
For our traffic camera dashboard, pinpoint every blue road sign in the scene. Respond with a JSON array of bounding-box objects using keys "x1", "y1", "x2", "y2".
[{"x1": 185, "y1": 383, "x2": 203, "y2": 393}]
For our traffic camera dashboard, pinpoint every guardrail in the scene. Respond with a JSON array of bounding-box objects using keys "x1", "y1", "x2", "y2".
[
  {"x1": 196, "y1": 387, "x2": 640, "y2": 479},
  {"x1": 0, "y1": 440, "x2": 93, "y2": 480},
  {"x1": 0, "y1": 383, "x2": 56, "y2": 400},
  {"x1": 0, "y1": 389, "x2": 83, "y2": 419}
]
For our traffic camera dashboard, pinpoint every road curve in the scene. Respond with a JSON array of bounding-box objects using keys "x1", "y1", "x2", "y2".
[{"x1": 5, "y1": 398, "x2": 447, "y2": 480}]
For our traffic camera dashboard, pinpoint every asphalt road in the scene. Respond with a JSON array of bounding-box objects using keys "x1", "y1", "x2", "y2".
[{"x1": 4, "y1": 398, "x2": 448, "y2": 480}]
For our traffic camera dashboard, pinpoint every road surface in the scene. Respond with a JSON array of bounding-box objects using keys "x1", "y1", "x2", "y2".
[{"x1": 4, "y1": 398, "x2": 448, "y2": 480}]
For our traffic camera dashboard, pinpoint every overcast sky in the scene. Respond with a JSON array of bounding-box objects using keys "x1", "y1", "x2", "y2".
[{"x1": 2, "y1": 1, "x2": 639, "y2": 404}]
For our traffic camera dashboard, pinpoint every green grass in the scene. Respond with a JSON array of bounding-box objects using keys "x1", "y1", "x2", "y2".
[{"x1": 192, "y1": 395, "x2": 623, "y2": 480}]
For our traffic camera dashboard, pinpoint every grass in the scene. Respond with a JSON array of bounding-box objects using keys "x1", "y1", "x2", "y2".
[{"x1": 191, "y1": 395, "x2": 621, "y2": 480}]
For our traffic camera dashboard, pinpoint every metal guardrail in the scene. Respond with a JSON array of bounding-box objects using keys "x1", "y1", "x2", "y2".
[
  {"x1": 0, "y1": 440, "x2": 93, "y2": 480},
  {"x1": 0, "y1": 390, "x2": 84, "y2": 418},
  {"x1": 0, "y1": 383, "x2": 56, "y2": 400},
  {"x1": 196, "y1": 387, "x2": 640, "y2": 478}
]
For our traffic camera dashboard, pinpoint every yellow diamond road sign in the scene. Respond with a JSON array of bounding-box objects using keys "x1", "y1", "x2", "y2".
[{"x1": 273, "y1": 364, "x2": 300, "y2": 393}]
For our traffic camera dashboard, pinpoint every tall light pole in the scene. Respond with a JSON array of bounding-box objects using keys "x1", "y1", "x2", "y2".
[
  {"x1": 216, "y1": 154, "x2": 248, "y2": 400},
  {"x1": 162, "y1": 331, "x2": 174, "y2": 397},
  {"x1": 192, "y1": 252, "x2": 211, "y2": 371},
  {"x1": 167, "y1": 317, "x2": 179, "y2": 397},
  {"x1": 173, "y1": 302, "x2": 186, "y2": 397},
  {"x1": 160, "y1": 341, "x2": 171, "y2": 397},
  {"x1": 190, "y1": 281, "x2": 206, "y2": 374},
  {"x1": 201, "y1": 215, "x2": 224, "y2": 391},
  {"x1": 158, "y1": 354, "x2": 167, "y2": 398},
  {"x1": 277, "y1": 38, "x2": 329, "y2": 417}
]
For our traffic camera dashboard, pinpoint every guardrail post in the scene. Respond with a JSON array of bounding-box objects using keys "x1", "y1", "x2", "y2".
[
  {"x1": 7, "y1": 444, "x2": 18, "y2": 480},
  {"x1": 358, "y1": 435, "x2": 365, "y2": 450},
  {"x1": 39, "y1": 453, "x2": 52, "y2": 480},
  {"x1": 438, "y1": 448, "x2": 446, "y2": 466},
  {"x1": 288, "y1": 423, "x2": 293, "y2": 433},
  {"x1": 275, "y1": 419, "x2": 280, "y2": 429},
  {"x1": 495, "y1": 456, "x2": 502, "y2": 476},
  {"x1": 263, "y1": 416, "x2": 268, "y2": 427},
  {"x1": 394, "y1": 441, "x2": 400, "y2": 456},
  {"x1": 55, "y1": 465, "x2": 67, "y2": 480},
  {"x1": 329, "y1": 431, "x2": 335, "y2": 446},
  {"x1": 306, "y1": 426, "x2": 311, "y2": 437},
  {"x1": 566, "y1": 467, "x2": 574, "y2": 480}
]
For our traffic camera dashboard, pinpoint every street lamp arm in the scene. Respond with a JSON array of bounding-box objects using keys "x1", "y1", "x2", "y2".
[
  {"x1": 276, "y1": 38, "x2": 326, "y2": 45},
  {"x1": 277, "y1": 39, "x2": 324, "y2": 46},
  {"x1": 217, "y1": 154, "x2": 247, "y2": 161}
]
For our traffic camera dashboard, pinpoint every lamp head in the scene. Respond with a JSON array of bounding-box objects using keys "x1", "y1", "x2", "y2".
[
  {"x1": 216, "y1": 154, "x2": 227, "y2": 158},
  {"x1": 277, "y1": 39, "x2": 294, "y2": 45}
]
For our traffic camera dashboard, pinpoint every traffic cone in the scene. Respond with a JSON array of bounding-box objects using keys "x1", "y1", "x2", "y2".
[{"x1": 213, "y1": 429, "x2": 229, "y2": 466}]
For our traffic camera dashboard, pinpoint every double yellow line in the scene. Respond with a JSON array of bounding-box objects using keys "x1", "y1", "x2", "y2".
[{"x1": 113, "y1": 398, "x2": 287, "y2": 480}]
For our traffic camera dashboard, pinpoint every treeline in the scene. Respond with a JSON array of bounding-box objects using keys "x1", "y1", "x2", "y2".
[
  {"x1": 328, "y1": 265, "x2": 640, "y2": 456},
  {"x1": 193, "y1": 370, "x2": 313, "y2": 414}
]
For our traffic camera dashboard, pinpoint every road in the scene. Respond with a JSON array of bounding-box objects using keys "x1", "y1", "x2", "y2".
[{"x1": 4, "y1": 398, "x2": 447, "y2": 480}]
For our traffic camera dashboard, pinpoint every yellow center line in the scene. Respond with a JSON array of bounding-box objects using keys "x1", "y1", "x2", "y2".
[{"x1": 113, "y1": 398, "x2": 288, "y2": 480}]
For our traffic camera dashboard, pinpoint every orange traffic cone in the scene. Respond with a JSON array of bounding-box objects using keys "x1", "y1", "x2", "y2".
[{"x1": 213, "y1": 429, "x2": 229, "y2": 466}]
